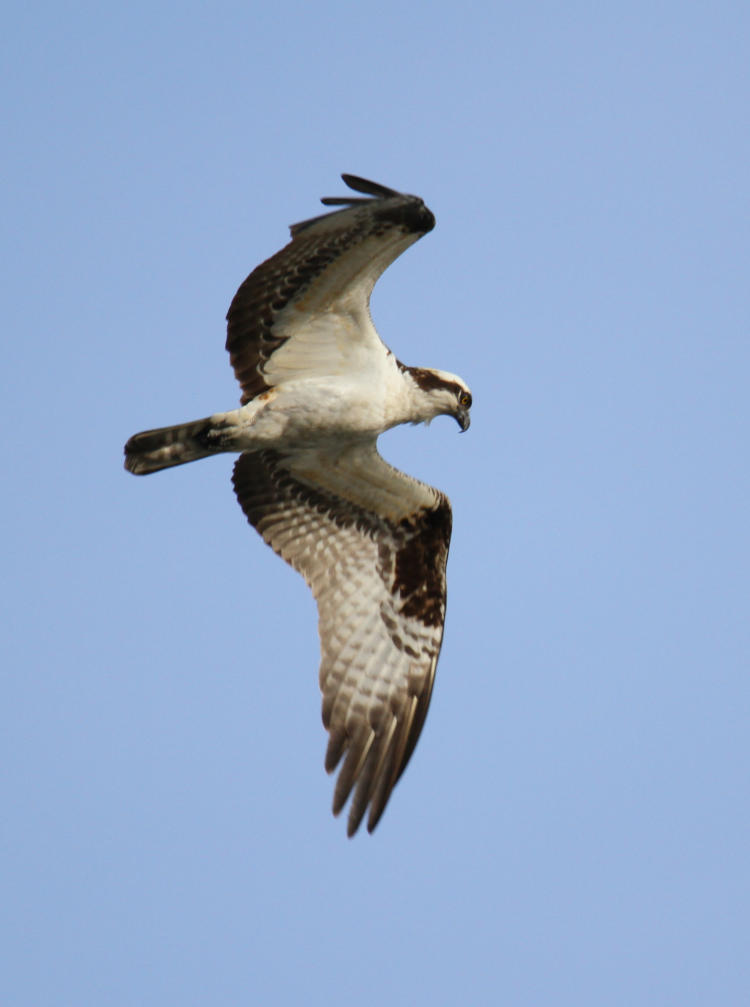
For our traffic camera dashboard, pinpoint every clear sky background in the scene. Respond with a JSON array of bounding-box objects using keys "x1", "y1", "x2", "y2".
[{"x1": 3, "y1": 2, "x2": 749, "y2": 1004}]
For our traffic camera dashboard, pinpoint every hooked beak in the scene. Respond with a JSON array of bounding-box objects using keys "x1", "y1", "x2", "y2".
[{"x1": 456, "y1": 407, "x2": 471, "y2": 433}]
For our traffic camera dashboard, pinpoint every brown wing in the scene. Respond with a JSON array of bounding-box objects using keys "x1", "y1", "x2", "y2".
[
  {"x1": 232, "y1": 442, "x2": 452, "y2": 835},
  {"x1": 225, "y1": 175, "x2": 435, "y2": 403}
]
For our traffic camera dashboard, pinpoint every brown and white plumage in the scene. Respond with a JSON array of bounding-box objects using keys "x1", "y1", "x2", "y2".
[{"x1": 124, "y1": 174, "x2": 472, "y2": 835}]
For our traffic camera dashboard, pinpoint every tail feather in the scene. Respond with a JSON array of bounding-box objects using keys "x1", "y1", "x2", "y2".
[{"x1": 124, "y1": 416, "x2": 220, "y2": 475}]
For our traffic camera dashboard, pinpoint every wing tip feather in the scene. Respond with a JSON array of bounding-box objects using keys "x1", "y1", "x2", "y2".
[
  {"x1": 290, "y1": 172, "x2": 433, "y2": 237},
  {"x1": 340, "y1": 173, "x2": 401, "y2": 199}
]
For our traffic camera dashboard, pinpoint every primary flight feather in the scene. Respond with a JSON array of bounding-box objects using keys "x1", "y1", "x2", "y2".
[{"x1": 124, "y1": 174, "x2": 472, "y2": 835}]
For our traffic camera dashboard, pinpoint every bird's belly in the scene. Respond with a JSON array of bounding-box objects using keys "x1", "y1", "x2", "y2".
[{"x1": 231, "y1": 382, "x2": 388, "y2": 449}]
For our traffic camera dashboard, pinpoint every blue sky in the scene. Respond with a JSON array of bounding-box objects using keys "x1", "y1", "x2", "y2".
[{"x1": 3, "y1": 2, "x2": 749, "y2": 1004}]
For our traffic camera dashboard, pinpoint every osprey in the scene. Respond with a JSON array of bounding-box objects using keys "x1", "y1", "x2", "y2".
[{"x1": 124, "y1": 174, "x2": 472, "y2": 835}]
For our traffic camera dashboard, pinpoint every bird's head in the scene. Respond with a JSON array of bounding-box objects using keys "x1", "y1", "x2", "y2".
[{"x1": 403, "y1": 366, "x2": 472, "y2": 432}]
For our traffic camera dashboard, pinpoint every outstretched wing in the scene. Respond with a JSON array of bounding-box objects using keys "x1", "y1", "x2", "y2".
[
  {"x1": 232, "y1": 442, "x2": 451, "y2": 835},
  {"x1": 225, "y1": 174, "x2": 435, "y2": 403}
]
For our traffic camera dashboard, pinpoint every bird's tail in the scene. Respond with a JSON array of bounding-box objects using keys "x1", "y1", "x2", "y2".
[{"x1": 124, "y1": 416, "x2": 222, "y2": 475}]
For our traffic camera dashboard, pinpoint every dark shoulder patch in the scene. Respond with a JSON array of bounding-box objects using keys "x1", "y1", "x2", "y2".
[
  {"x1": 372, "y1": 197, "x2": 435, "y2": 236},
  {"x1": 390, "y1": 498, "x2": 452, "y2": 628}
]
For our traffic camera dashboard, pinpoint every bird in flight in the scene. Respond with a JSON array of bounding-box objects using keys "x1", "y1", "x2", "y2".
[{"x1": 124, "y1": 174, "x2": 472, "y2": 835}]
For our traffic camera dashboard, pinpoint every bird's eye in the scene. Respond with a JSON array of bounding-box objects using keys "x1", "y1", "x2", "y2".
[{"x1": 459, "y1": 392, "x2": 472, "y2": 409}]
